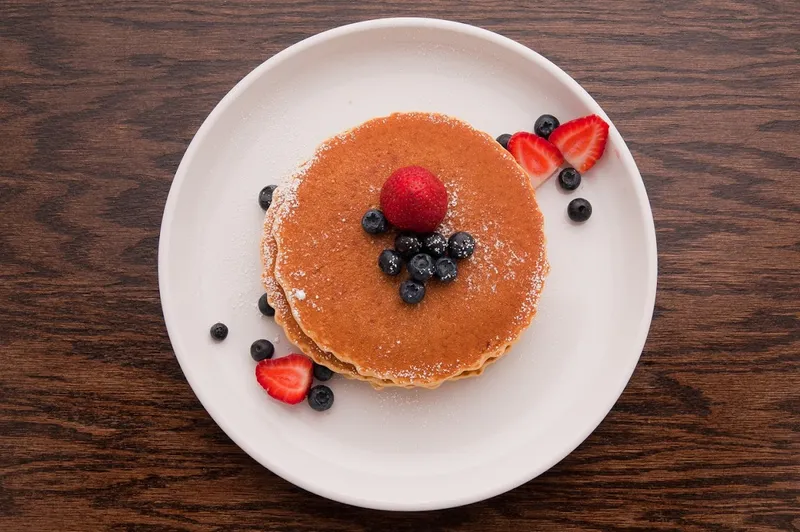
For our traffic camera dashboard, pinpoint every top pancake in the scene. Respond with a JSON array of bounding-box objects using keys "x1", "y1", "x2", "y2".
[{"x1": 273, "y1": 112, "x2": 548, "y2": 387}]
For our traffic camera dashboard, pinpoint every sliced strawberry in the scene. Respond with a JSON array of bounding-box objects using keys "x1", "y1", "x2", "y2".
[
  {"x1": 548, "y1": 114, "x2": 609, "y2": 173},
  {"x1": 255, "y1": 354, "x2": 313, "y2": 405},
  {"x1": 507, "y1": 132, "x2": 564, "y2": 188}
]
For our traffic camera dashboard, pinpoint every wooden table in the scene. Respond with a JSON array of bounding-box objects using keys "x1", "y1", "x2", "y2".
[{"x1": 2, "y1": 1, "x2": 798, "y2": 530}]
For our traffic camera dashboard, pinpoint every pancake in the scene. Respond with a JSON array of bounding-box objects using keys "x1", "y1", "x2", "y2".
[
  {"x1": 261, "y1": 187, "x2": 501, "y2": 389},
  {"x1": 271, "y1": 112, "x2": 548, "y2": 388}
]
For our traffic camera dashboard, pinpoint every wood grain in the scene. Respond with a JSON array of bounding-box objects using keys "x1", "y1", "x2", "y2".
[{"x1": 1, "y1": 0, "x2": 799, "y2": 530}]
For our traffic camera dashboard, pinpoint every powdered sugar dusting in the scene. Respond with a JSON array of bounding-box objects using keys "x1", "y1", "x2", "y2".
[
  {"x1": 439, "y1": 179, "x2": 462, "y2": 236},
  {"x1": 360, "y1": 359, "x2": 461, "y2": 385},
  {"x1": 272, "y1": 176, "x2": 301, "y2": 238},
  {"x1": 263, "y1": 275, "x2": 289, "y2": 313}
]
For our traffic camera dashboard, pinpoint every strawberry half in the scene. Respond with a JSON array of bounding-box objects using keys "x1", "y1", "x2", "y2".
[
  {"x1": 507, "y1": 132, "x2": 564, "y2": 188},
  {"x1": 255, "y1": 354, "x2": 313, "y2": 405},
  {"x1": 548, "y1": 114, "x2": 609, "y2": 173}
]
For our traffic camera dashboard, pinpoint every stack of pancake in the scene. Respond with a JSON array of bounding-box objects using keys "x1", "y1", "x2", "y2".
[{"x1": 260, "y1": 113, "x2": 548, "y2": 389}]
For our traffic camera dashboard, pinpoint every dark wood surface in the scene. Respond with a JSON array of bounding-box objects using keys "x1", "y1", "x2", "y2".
[{"x1": 2, "y1": 1, "x2": 799, "y2": 530}]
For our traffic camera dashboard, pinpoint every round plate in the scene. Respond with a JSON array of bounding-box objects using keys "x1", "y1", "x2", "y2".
[{"x1": 159, "y1": 18, "x2": 657, "y2": 511}]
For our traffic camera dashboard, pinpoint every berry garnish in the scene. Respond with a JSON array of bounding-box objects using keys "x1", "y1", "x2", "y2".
[
  {"x1": 250, "y1": 339, "x2": 275, "y2": 361},
  {"x1": 380, "y1": 166, "x2": 448, "y2": 233},
  {"x1": 548, "y1": 114, "x2": 609, "y2": 173},
  {"x1": 259, "y1": 185, "x2": 277, "y2": 210},
  {"x1": 408, "y1": 253, "x2": 435, "y2": 282},
  {"x1": 507, "y1": 132, "x2": 564, "y2": 188},
  {"x1": 210, "y1": 322, "x2": 228, "y2": 341},
  {"x1": 399, "y1": 279, "x2": 425, "y2": 304},
  {"x1": 313, "y1": 363, "x2": 334, "y2": 382},
  {"x1": 255, "y1": 354, "x2": 313, "y2": 405},
  {"x1": 558, "y1": 168, "x2": 581, "y2": 191},
  {"x1": 434, "y1": 257, "x2": 458, "y2": 282},
  {"x1": 361, "y1": 209, "x2": 388, "y2": 234},
  {"x1": 448, "y1": 232, "x2": 476, "y2": 259},
  {"x1": 567, "y1": 198, "x2": 592, "y2": 222},
  {"x1": 307, "y1": 384, "x2": 334, "y2": 412},
  {"x1": 534, "y1": 114, "x2": 560, "y2": 139},
  {"x1": 422, "y1": 232, "x2": 447, "y2": 258},
  {"x1": 258, "y1": 293, "x2": 275, "y2": 317},
  {"x1": 496, "y1": 133, "x2": 512, "y2": 150},
  {"x1": 394, "y1": 233, "x2": 422, "y2": 261},
  {"x1": 378, "y1": 249, "x2": 403, "y2": 276}
]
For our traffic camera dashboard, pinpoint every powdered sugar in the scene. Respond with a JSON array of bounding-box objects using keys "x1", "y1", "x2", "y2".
[
  {"x1": 438, "y1": 179, "x2": 462, "y2": 236},
  {"x1": 262, "y1": 276, "x2": 289, "y2": 314}
]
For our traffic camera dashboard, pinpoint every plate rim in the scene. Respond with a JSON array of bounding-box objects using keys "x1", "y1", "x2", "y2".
[{"x1": 158, "y1": 17, "x2": 658, "y2": 510}]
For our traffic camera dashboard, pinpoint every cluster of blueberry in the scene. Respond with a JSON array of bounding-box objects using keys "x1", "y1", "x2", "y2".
[{"x1": 362, "y1": 209, "x2": 475, "y2": 304}]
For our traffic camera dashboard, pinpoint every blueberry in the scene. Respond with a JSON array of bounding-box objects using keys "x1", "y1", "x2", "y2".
[
  {"x1": 378, "y1": 249, "x2": 402, "y2": 276},
  {"x1": 313, "y1": 363, "x2": 334, "y2": 382},
  {"x1": 259, "y1": 185, "x2": 277, "y2": 210},
  {"x1": 394, "y1": 233, "x2": 422, "y2": 261},
  {"x1": 558, "y1": 168, "x2": 581, "y2": 191},
  {"x1": 448, "y1": 232, "x2": 476, "y2": 259},
  {"x1": 407, "y1": 253, "x2": 435, "y2": 282},
  {"x1": 258, "y1": 293, "x2": 275, "y2": 316},
  {"x1": 496, "y1": 133, "x2": 512, "y2": 150},
  {"x1": 567, "y1": 198, "x2": 592, "y2": 222},
  {"x1": 250, "y1": 339, "x2": 274, "y2": 361},
  {"x1": 422, "y1": 232, "x2": 447, "y2": 258},
  {"x1": 361, "y1": 209, "x2": 388, "y2": 234},
  {"x1": 210, "y1": 322, "x2": 228, "y2": 341},
  {"x1": 399, "y1": 279, "x2": 425, "y2": 304},
  {"x1": 534, "y1": 114, "x2": 560, "y2": 139},
  {"x1": 307, "y1": 385, "x2": 334, "y2": 411},
  {"x1": 434, "y1": 257, "x2": 458, "y2": 282}
]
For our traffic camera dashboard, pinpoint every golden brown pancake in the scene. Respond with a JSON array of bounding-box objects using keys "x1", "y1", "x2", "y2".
[{"x1": 270, "y1": 112, "x2": 548, "y2": 387}]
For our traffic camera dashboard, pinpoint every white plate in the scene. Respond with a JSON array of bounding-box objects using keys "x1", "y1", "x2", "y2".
[{"x1": 159, "y1": 18, "x2": 657, "y2": 511}]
